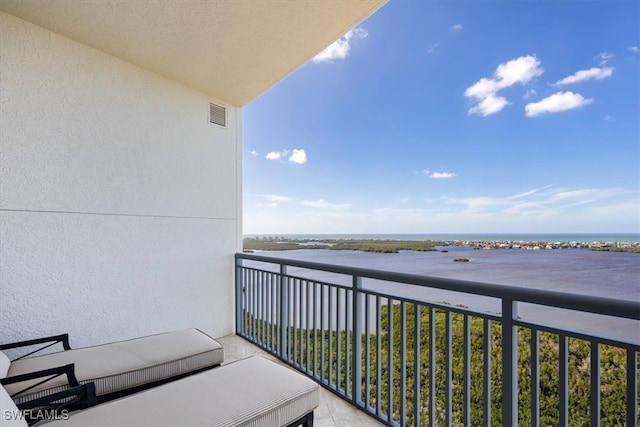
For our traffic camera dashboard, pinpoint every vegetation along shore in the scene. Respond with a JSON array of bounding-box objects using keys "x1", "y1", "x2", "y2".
[
  {"x1": 243, "y1": 306, "x2": 637, "y2": 426},
  {"x1": 243, "y1": 237, "x2": 640, "y2": 254}
]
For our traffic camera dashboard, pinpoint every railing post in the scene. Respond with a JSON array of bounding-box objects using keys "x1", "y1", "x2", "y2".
[
  {"x1": 352, "y1": 275, "x2": 362, "y2": 407},
  {"x1": 278, "y1": 264, "x2": 288, "y2": 360},
  {"x1": 502, "y1": 299, "x2": 518, "y2": 427},
  {"x1": 235, "y1": 255, "x2": 242, "y2": 335}
]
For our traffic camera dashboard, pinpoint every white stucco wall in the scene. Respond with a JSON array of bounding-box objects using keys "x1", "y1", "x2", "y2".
[{"x1": 0, "y1": 12, "x2": 241, "y2": 347}]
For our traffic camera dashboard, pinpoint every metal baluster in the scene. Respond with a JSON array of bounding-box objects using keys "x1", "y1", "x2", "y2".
[
  {"x1": 346, "y1": 287, "x2": 351, "y2": 397},
  {"x1": 376, "y1": 296, "x2": 382, "y2": 417},
  {"x1": 306, "y1": 281, "x2": 311, "y2": 372},
  {"x1": 401, "y1": 301, "x2": 407, "y2": 426},
  {"x1": 531, "y1": 329, "x2": 540, "y2": 427},
  {"x1": 337, "y1": 287, "x2": 342, "y2": 392},
  {"x1": 483, "y1": 318, "x2": 492, "y2": 427},
  {"x1": 388, "y1": 299, "x2": 394, "y2": 423},
  {"x1": 464, "y1": 314, "x2": 471, "y2": 427},
  {"x1": 298, "y1": 279, "x2": 303, "y2": 368},
  {"x1": 329, "y1": 286, "x2": 334, "y2": 388},
  {"x1": 590, "y1": 340, "x2": 600, "y2": 427},
  {"x1": 321, "y1": 284, "x2": 326, "y2": 383},
  {"x1": 559, "y1": 334, "x2": 568, "y2": 426},
  {"x1": 278, "y1": 264, "x2": 288, "y2": 361},
  {"x1": 293, "y1": 278, "x2": 298, "y2": 364},
  {"x1": 313, "y1": 281, "x2": 318, "y2": 377},
  {"x1": 414, "y1": 303, "x2": 421, "y2": 427},
  {"x1": 365, "y1": 293, "x2": 371, "y2": 410},
  {"x1": 235, "y1": 259, "x2": 242, "y2": 335},
  {"x1": 353, "y1": 277, "x2": 363, "y2": 406},
  {"x1": 429, "y1": 307, "x2": 436, "y2": 427},
  {"x1": 627, "y1": 347, "x2": 638, "y2": 427},
  {"x1": 260, "y1": 270, "x2": 265, "y2": 346},
  {"x1": 250, "y1": 269, "x2": 255, "y2": 341},
  {"x1": 445, "y1": 311, "x2": 452, "y2": 427}
]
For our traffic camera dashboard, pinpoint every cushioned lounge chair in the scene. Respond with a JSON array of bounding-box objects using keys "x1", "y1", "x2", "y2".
[
  {"x1": 1, "y1": 356, "x2": 319, "y2": 427},
  {"x1": 0, "y1": 329, "x2": 223, "y2": 405}
]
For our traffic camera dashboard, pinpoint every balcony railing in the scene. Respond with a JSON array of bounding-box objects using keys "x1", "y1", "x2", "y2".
[{"x1": 235, "y1": 252, "x2": 640, "y2": 427}]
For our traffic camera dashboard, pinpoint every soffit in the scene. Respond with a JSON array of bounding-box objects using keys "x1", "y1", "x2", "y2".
[{"x1": 0, "y1": 0, "x2": 386, "y2": 106}]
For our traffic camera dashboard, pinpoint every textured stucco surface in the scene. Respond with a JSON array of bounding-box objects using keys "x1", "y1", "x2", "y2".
[
  {"x1": 0, "y1": 12, "x2": 240, "y2": 346},
  {"x1": 0, "y1": 0, "x2": 387, "y2": 106}
]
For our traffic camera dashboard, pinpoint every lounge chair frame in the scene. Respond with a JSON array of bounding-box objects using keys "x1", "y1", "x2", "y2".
[
  {"x1": 1, "y1": 365, "x2": 97, "y2": 426},
  {"x1": 286, "y1": 412, "x2": 314, "y2": 427},
  {"x1": 1, "y1": 363, "x2": 79, "y2": 400},
  {"x1": 0, "y1": 334, "x2": 71, "y2": 360}
]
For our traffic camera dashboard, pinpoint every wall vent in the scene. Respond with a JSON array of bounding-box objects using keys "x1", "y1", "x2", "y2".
[{"x1": 209, "y1": 102, "x2": 226, "y2": 127}]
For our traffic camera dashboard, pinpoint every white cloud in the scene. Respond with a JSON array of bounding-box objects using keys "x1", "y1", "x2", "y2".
[
  {"x1": 266, "y1": 150, "x2": 289, "y2": 160},
  {"x1": 451, "y1": 24, "x2": 463, "y2": 31},
  {"x1": 312, "y1": 27, "x2": 368, "y2": 63},
  {"x1": 525, "y1": 91, "x2": 593, "y2": 117},
  {"x1": 448, "y1": 186, "x2": 628, "y2": 218},
  {"x1": 245, "y1": 185, "x2": 639, "y2": 234},
  {"x1": 629, "y1": 46, "x2": 639, "y2": 53},
  {"x1": 494, "y1": 56, "x2": 544, "y2": 86},
  {"x1": 594, "y1": 52, "x2": 615, "y2": 66},
  {"x1": 259, "y1": 194, "x2": 291, "y2": 204},
  {"x1": 523, "y1": 89, "x2": 537, "y2": 100},
  {"x1": 468, "y1": 93, "x2": 510, "y2": 117},
  {"x1": 301, "y1": 199, "x2": 351, "y2": 210},
  {"x1": 249, "y1": 150, "x2": 259, "y2": 156},
  {"x1": 430, "y1": 172, "x2": 457, "y2": 179},
  {"x1": 427, "y1": 43, "x2": 439, "y2": 54},
  {"x1": 289, "y1": 149, "x2": 307, "y2": 165},
  {"x1": 465, "y1": 77, "x2": 501, "y2": 100},
  {"x1": 417, "y1": 169, "x2": 456, "y2": 179},
  {"x1": 554, "y1": 67, "x2": 614, "y2": 86},
  {"x1": 265, "y1": 149, "x2": 307, "y2": 164},
  {"x1": 465, "y1": 55, "x2": 543, "y2": 116}
]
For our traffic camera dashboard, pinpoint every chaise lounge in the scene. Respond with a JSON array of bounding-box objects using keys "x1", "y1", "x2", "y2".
[
  {"x1": 0, "y1": 329, "x2": 223, "y2": 405},
  {"x1": 0, "y1": 356, "x2": 319, "y2": 427}
]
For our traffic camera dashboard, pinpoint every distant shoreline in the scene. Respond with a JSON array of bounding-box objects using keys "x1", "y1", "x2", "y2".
[
  {"x1": 244, "y1": 232, "x2": 640, "y2": 243},
  {"x1": 243, "y1": 236, "x2": 640, "y2": 253}
]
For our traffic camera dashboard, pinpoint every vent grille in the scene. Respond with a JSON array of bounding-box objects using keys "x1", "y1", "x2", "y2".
[{"x1": 209, "y1": 103, "x2": 226, "y2": 127}]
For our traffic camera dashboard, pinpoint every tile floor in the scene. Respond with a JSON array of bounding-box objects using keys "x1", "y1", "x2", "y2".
[{"x1": 215, "y1": 334, "x2": 385, "y2": 427}]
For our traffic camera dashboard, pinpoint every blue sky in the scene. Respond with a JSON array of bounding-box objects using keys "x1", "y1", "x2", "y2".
[{"x1": 243, "y1": 1, "x2": 639, "y2": 235}]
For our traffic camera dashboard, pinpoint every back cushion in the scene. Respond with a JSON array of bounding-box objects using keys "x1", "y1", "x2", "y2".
[{"x1": 0, "y1": 351, "x2": 10, "y2": 379}]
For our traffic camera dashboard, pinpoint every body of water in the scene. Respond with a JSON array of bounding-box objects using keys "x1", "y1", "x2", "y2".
[{"x1": 250, "y1": 245, "x2": 640, "y2": 343}]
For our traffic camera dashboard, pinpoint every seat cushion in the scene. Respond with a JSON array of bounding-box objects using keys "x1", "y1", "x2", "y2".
[
  {"x1": 1, "y1": 384, "x2": 27, "y2": 427},
  {"x1": 4, "y1": 329, "x2": 223, "y2": 404},
  {"x1": 47, "y1": 356, "x2": 319, "y2": 427}
]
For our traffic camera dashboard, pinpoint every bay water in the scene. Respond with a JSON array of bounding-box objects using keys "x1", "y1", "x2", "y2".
[{"x1": 250, "y1": 240, "x2": 639, "y2": 343}]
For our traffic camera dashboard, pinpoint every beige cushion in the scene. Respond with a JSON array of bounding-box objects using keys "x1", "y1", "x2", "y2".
[
  {"x1": 5, "y1": 329, "x2": 223, "y2": 404},
  {"x1": 0, "y1": 351, "x2": 10, "y2": 379},
  {"x1": 0, "y1": 384, "x2": 28, "y2": 427},
  {"x1": 46, "y1": 356, "x2": 319, "y2": 427}
]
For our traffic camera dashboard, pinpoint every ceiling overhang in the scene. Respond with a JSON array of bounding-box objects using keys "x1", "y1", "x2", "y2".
[{"x1": 0, "y1": 0, "x2": 386, "y2": 106}]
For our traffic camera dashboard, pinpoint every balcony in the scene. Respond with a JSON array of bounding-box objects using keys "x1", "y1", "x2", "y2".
[{"x1": 235, "y1": 252, "x2": 640, "y2": 427}]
